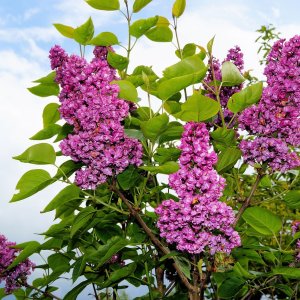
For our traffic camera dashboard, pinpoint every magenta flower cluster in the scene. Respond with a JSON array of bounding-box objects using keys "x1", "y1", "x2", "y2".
[
  {"x1": 240, "y1": 137, "x2": 300, "y2": 172},
  {"x1": 49, "y1": 46, "x2": 143, "y2": 189},
  {"x1": 239, "y1": 36, "x2": 300, "y2": 172},
  {"x1": 204, "y1": 46, "x2": 244, "y2": 125},
  {"x1": 292, "y1": 221, "x2": 300, "y2": 262},
  {"x1": 0, "y1": 235, "x2": 34, "y2": 294},
  {"x1": 155, "y1": 122, "x2": 241, "y2": 255}
]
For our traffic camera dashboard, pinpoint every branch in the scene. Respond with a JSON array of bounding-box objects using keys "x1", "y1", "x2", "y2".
[
  {"x1": 233, "y1": 173, "x2": 263, "y2": 227},
  {"x1": 110, "y1": 185, "x2": 198, "y2": 293}
]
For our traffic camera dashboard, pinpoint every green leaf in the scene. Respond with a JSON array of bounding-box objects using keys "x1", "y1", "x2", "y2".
[
  {"x1": 140, "y1": 113, "x2": 169, "y2": 142},
  {"x1": 133, "y1": 0, "x2": 152, "y2": 13},
  {"x1": 154, "y1": 147, "x2": 181, "y2": 164},
  {"x1": 88, "y1": 236, "x2": 128, "y2": 268},
  {"x1": 159, "y1": 251, "x2": 180, "y2": 262},
  {"x1": 272, "y1": 267, "x2": 300, "y2": 279},
  {"x1": 284, "y1": 190, "x2": 300, "y2": 209},
  {"x1": 53, "y1": 23, "x2": 74, "y2": 38},
  {"x1": 211, "y1": 127, "x2": 236, "y2": 149},
  {"x1": 172, "y1": 0, "x2": 186, "y2": 17},
  {"x1": 30, "y1": 124, "x2": 61, "y2": 140},
  {"x1": 42, "y1": 215, "x2": 74, "y2": 237},
  {"x1": 233, "y1": 262, "x2": 255, "y2": 279},
  {"x1": 232, "y1": 248, "x2": 265, "y2": 265},
  {"x1": 182, "y1": 43, "x2": 196, "y2": 58},
  {"x1": 72, "y1": 256, "x2": 86, "y2": 283},
  {"x1": 111, "y1": 80, "x2": 138, "y2": 102},
  {"x1": 221, "y1": 61, "x2": 245, "y2": 86},
  {"x1": 64, "y1": 279, "x2": 91, "y2": 300},
  {"x1": 0, "y1": 288, "x2": 6, "y2": 299},
  {"x1": 242, "y1": 206, "x2": 282, "y2": 235},
  {"x1": 129, "y1": 16, "x2": 158, "y2": 38},
  {"x1": 43, "y1": 103, "x2": 60, "y2": 128},
  {"x1": 207, "y1": 35, "x2": 215, "y2": 55},
  {"x1": 163, "y1": 54, "x2": 205, "y2": 79},
  {"x1": 28, "y1": 83, "x2": 59, "y2": 97},
  {"x1": 140, "y1": 161, "x2": 179, "y2": 174},
  {"x1": 227, "y1": 82, "x2": 263, "y2": 113},
  {"x1": 101, "y1": 263, "x2": 137, "y2": 288},
  {"x1": 174, "y1": 257, "x2": 191, "y2": 280},
  {"x1": 89, "y1": 31, "x2": 119, "y2": 46},
  {"x1": 218, "y1": 276, "x2": 246, "y2": 299},
  {"x1": 54, "y1": 123, "x2": 73, "y2": 142},
  {"x1": 33, "y1": 71, "x2": 56, "y2": 84},
  {"x1": 13, "y1": 143, "x2": 56, "y2": 165},
  {"x1": 175, "y1": 94, "x2": 220, "y2": 122},
  {"x1": 159, "y1": 122, "x2": 183, "y2": 144},
  {"x1": 10, "y1": 169, "x2": 53, "y2": 202},
  {"x1": 124, "y1": 129, "x2": 144, "y2": 141},
  {"x1": 275, "y1": 284, "x2": 293, "y2": 297},
  {"x1": 117, "y1": 166, "x2": 141, "y2": 190},
  {"x1": 107, "y1": 51, "x2": 129, "y2": 70},
  {"x1": 127, "y1": 223, "x2": 146, "y2": 243},
  {"x1": 128, "y1": 65, "x2": 158, "y2": 87},
  {"x1": 85, "y1": 0, "x2": 120, "y2": 10},
  {"x1": 40, "y1": 238, "x2": 63, "y2": 250},
  {"x1": 74, "y1": 17, "x2": 94, "y2": 45},
  {"x1": 9, "y1": 241, "x2": 41, "y2": 269},
  {"x1": 71, "y1": 206, "x2": 96, "y2": 237},
  {"x1": 145, "y1": 25, "x2": 173, "y2": 42},
  {"x1": 164, "y1": 101, "x2": 181, "y2": 114},
  {"x1": 216, "y1": 147, "x2": 242, "y2": 173},
  {"x1": 158, "y1": 55, "x2": 207, "y2": 100},
  {"x1": 54, "y1": 160, "x2": 83, "y2": 180},
  {"x1": 42, "y1": 185, "x2": 81, "y2": 213},
  {"x1": 48, "y1": 253, "x2": 70, "y2": 273}
]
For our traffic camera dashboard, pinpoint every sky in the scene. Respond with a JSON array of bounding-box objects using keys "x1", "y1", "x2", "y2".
[{"x1": 1, "y1": 0, "x2": 300, "y2": 297}]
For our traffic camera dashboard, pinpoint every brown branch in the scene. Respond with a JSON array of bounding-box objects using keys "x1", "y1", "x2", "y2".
[
  {"x1": 233, "y1": 173, "x2": 263, "y2": 227},
  {"x1": 155, "y1": 267, "x2": 165, "y2": 296},
  {"x1": 110, "y1": 185, "x2": 198, "y2": 293}
]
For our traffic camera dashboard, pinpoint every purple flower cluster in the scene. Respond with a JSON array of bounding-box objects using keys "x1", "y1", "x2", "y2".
[
  {"x1": 204, "y1": 46, "x2": 244, "y2": 126},
  {"x1": 0, "y1": 235, "x2": 34, "y2": 294},
  {"x1": 292, "y1": 221, "x2": 300, "y2": 262},
  {"x1": 155, "y1": 122, "x2": 240, "y2": 255},
  {"x1": 49, "y1": 46, "x2": 143, "y2": 189},
  {"x1": 239, "y1": 36, "x2": 300, "y2": 172},
  {"x1": 240, "y1": 138, "x2": 300, "y2": 172}
]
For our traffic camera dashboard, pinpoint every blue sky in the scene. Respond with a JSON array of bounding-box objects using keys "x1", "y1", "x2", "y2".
[{"x1": 1, "y1": 0, "x2": 300, "y2": 298}]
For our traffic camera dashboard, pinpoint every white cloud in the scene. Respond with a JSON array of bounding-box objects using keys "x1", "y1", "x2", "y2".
[{"x1": 23, "y1": 8, "x2": 40, "y2": 21}]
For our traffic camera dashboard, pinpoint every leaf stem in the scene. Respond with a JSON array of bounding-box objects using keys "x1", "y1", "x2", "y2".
[
  {"x1": 123, "y1": 0, "x2": 132, "y2": 77},
  {"x1": 172, "y1": 16, "x2": 188, "y2": 101}
]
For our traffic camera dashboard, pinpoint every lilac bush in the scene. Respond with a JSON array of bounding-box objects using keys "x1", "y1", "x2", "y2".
[{"x1": 5, "y1": 1, "x2": 300, "y2": 299}]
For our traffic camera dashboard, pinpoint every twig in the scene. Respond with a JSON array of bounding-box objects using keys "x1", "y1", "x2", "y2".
[
  {"x1": 233, "y1": 173, "x2": 263, "y2": 227},
  {"x1": 20, "y1": 280, "x2": 62, "y2": 300}
]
